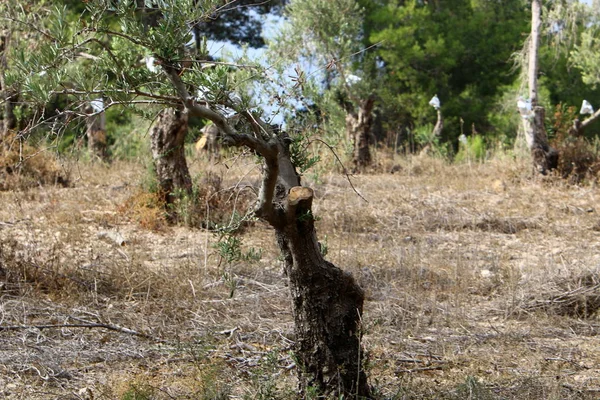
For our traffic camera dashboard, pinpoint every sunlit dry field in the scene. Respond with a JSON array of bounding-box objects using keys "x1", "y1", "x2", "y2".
[{"x1": 1, "y1": 151, "x2": 600, "y2": 399}]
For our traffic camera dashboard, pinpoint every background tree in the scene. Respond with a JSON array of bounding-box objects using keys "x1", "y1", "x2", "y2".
[
  {"x1": 513, "y1": 0, "x2": 600, "y2": 173},
  {"x1": 269, "y1": 0, "x2": 379, "y2": 171},
  {"x1": 1, "y1": 0, "x2": 50, "y2": 140},
  {"x1": 11, "y1": 0, "x2": 370, "y2": 397},
  {"x1": 366, "y1": 0, "x2": 529, "y2": 148},
  {"x1": 521, "y1": 0, "x2": 558, "y2": 173},
  {"x1": 0, "y1": 15, "x2": 16, "y2": 138},
  {"x1": 569, "y1": 2, "x2": 600, "y2": 134},
  {"x1": 84, "y1": 99, "x2": 108, "y2": 160}
]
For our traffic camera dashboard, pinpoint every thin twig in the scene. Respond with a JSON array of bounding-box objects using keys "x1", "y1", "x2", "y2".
[
  {"x1": 312, "y1": 138, "x2": 368, "y2": 203},
  {"x1": 0, "y1": 321, "x2": 164, "y2": 342},
  {"x1": 396, "y1": 365, "x2": 444, "y2": 373}
]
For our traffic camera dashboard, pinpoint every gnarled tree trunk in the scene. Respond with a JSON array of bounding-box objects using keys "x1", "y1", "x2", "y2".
[
  {"x1": 276, "y1": 187, "x2": 369, "y2": 397},
  {"x1": 149, "y1": 108, "x2": 192, "y2": 208},
  {"x1": 1, "y1": 30, "x2": 17, "y2": 139},
  {"x1": 347, "y1": 96, "x2": 376, "y2": 172},
  {"x1": 166, "y1": 66, "x2": 371, "y2": 398},
  {"x1": 269, "y1": 142, "x2": 370, "y2": 398}
]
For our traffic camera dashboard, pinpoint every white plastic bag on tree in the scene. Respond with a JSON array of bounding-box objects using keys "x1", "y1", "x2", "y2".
[
  {"x1": 345, "y1": 74, "x2": 362, "y2": 85},
  {"x1": 580, "y1": 100, "x2": 594, "y2": 115},
  {"x1": 429, "y1": 95, "x2": 440, "y2": 110},
  {"x1": 517, "y1": 96, "x2": 532, "y2": 118},
  {"x1": 145, "y1": 56, "x2": 158, "y2": 73},
  {"x1": 90, "y1": 98, "x2": 104, "y2": 112}
]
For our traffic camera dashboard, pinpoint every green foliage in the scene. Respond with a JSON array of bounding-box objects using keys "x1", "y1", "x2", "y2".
[
  {"x1": 368, "y1": 0, "x2": 528, "y2": 142},
  {"x1": 269, "y1": 0, "x2": 376, "y2": 151},
  {"x1": 413, "y1": 123, "x2": 436, "y2": 148},
  {"x1": 6, "y1": 0, "x2": 600, "y2": 167},
  {"x1": 290, "y1": 130, "x2": 320, "y2": 173},
  {"x1": 485, "y1": 84, "x2": 521, "y2": 143},
  {"x1": 107, "y1": 111, "x2": 152, "y2": 161},
  {"x1": 572, "y1": 30, "x2": 600, "y2": 89},
  {"x1": 412, "y1": 124, "x2": 450, "y2": 158},
  {"x1": 270, "y1": 0, "x2": 364, "y2": 70},
  {"x1": 456, "y1": 135, "x2": 486, "y2": 163},
  {"x1": 213, "y1": 230, "x2": 262, "y2": 298},
  {"x1": 140, "y1": 161, "x2": 160, "y2": 195},
  {"x1": 214, "y1": 233, "x2": 262, "y2": 265},
  {"x1": 319, "y1": 235, "x2": 328, "y2": 258},
  {"x1": 215, "y1": 235, "x2": 244, "y2": 264}
]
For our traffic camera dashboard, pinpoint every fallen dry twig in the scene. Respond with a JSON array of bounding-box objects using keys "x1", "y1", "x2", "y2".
[{"x1": 0, "y1": 320, "x2": 164, "y2": 342}]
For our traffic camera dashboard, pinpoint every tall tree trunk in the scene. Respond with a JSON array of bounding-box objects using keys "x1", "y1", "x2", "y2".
[
  {"x1": 347, "y1": 96, "x2": 376, "y2": 172},
  {"x1": 432, "y1": 108, "x2": 443, "y2": 137},
  {"x1": 523, "y1": 0, "x2": 558, "y2": 174},
  {"x1": 84, "y1": 103, "x2": 108, "y2": 161},
  {"x1": 1, "y1": 30, "x2": 17, "y2": 139},
  {"x1": 149, "y1": 108, "x2": 192, "y2": 208}
]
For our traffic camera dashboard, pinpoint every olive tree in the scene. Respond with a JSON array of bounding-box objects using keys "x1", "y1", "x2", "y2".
[
  {"x1": 268, "y1": 0, "x2": 377, "y2": 171},
  {"x1": 11, "y1": 1, "x2": 370, "y2": 397}
]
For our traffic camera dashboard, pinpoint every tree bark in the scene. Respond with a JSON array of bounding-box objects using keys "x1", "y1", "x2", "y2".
[
  {"x1": 523, "y1": 0, "x2": 558, "y2": 174},
  {"x1": 275, "y1": 186, "x2": 370, "y2": 399},
  {"x1": 149, "y1": 108, "x2": 192, "y2": 208},
  {"x1": 347, "y1": 96, "x2": 376, "y2": 172},
  {"x1": 570, "y1": 108, "x2": 600, "y2": 137},
  {"x1": 1, "y1": 30, "x2": 17, "y2": 139},
  {"x1": 529, "y1": 106, "x2": 558, "y2": 173},
  {"x1": 266, "y1": 140, "x2": 370, "y2": 398},
  {"x1": 84, "y1": 104, "x2": 108, "y2": 161},
  {"x1": 432, "y1": 108, "x2": 443, "y2": 137}
]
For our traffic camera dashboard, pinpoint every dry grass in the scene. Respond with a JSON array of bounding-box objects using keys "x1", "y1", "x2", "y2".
[
  {"x1": 0, "y1": 134, "x2": 69, "y2": 191},
  {"x1": 2, "y1": 150, "x2": 600, "y2": 399}
]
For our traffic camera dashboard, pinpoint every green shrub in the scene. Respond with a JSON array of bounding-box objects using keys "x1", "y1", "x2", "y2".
[
  {"x1": 455, "y1": 134, "x2": 486, "y2": 163},
  {"x1": 108, "y1": 112, "x2": 152, "y2": 161},
  {"x1": 412, "y1": 124, "x2": 451, "y2": 158}
]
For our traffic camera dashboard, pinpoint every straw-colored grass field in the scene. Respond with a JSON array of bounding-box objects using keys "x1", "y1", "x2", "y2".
[{"x1": 1, "y1": 150, "x2": 600, "y2": 399}]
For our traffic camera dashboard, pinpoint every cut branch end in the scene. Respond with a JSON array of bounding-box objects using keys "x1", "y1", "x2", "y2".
[{"x1": 288, "y1": 186, "x2": 313, "y2": 207}]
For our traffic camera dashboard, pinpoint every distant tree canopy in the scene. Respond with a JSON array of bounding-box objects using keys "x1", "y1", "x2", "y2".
[
  {"x1": 3, "y1": 0, "x2": 600, "y2": 152},
  {"x1": 59, "y1": 0, "x2": 287, "y2": 48},
  {"x1": 364, "y1": 0, "x2": 530, "y2": 142},
  {"x1": 197, "y1": 0, "x2": 287, "y2": 48}
]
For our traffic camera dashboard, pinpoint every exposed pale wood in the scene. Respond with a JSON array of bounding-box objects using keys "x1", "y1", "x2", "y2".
[
  {"x1": 288, "y1": 186, "x2": 313, "y2": 206},
  {"x1": 432, "y1": 109, "x2": 443, "y2": 137}
]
